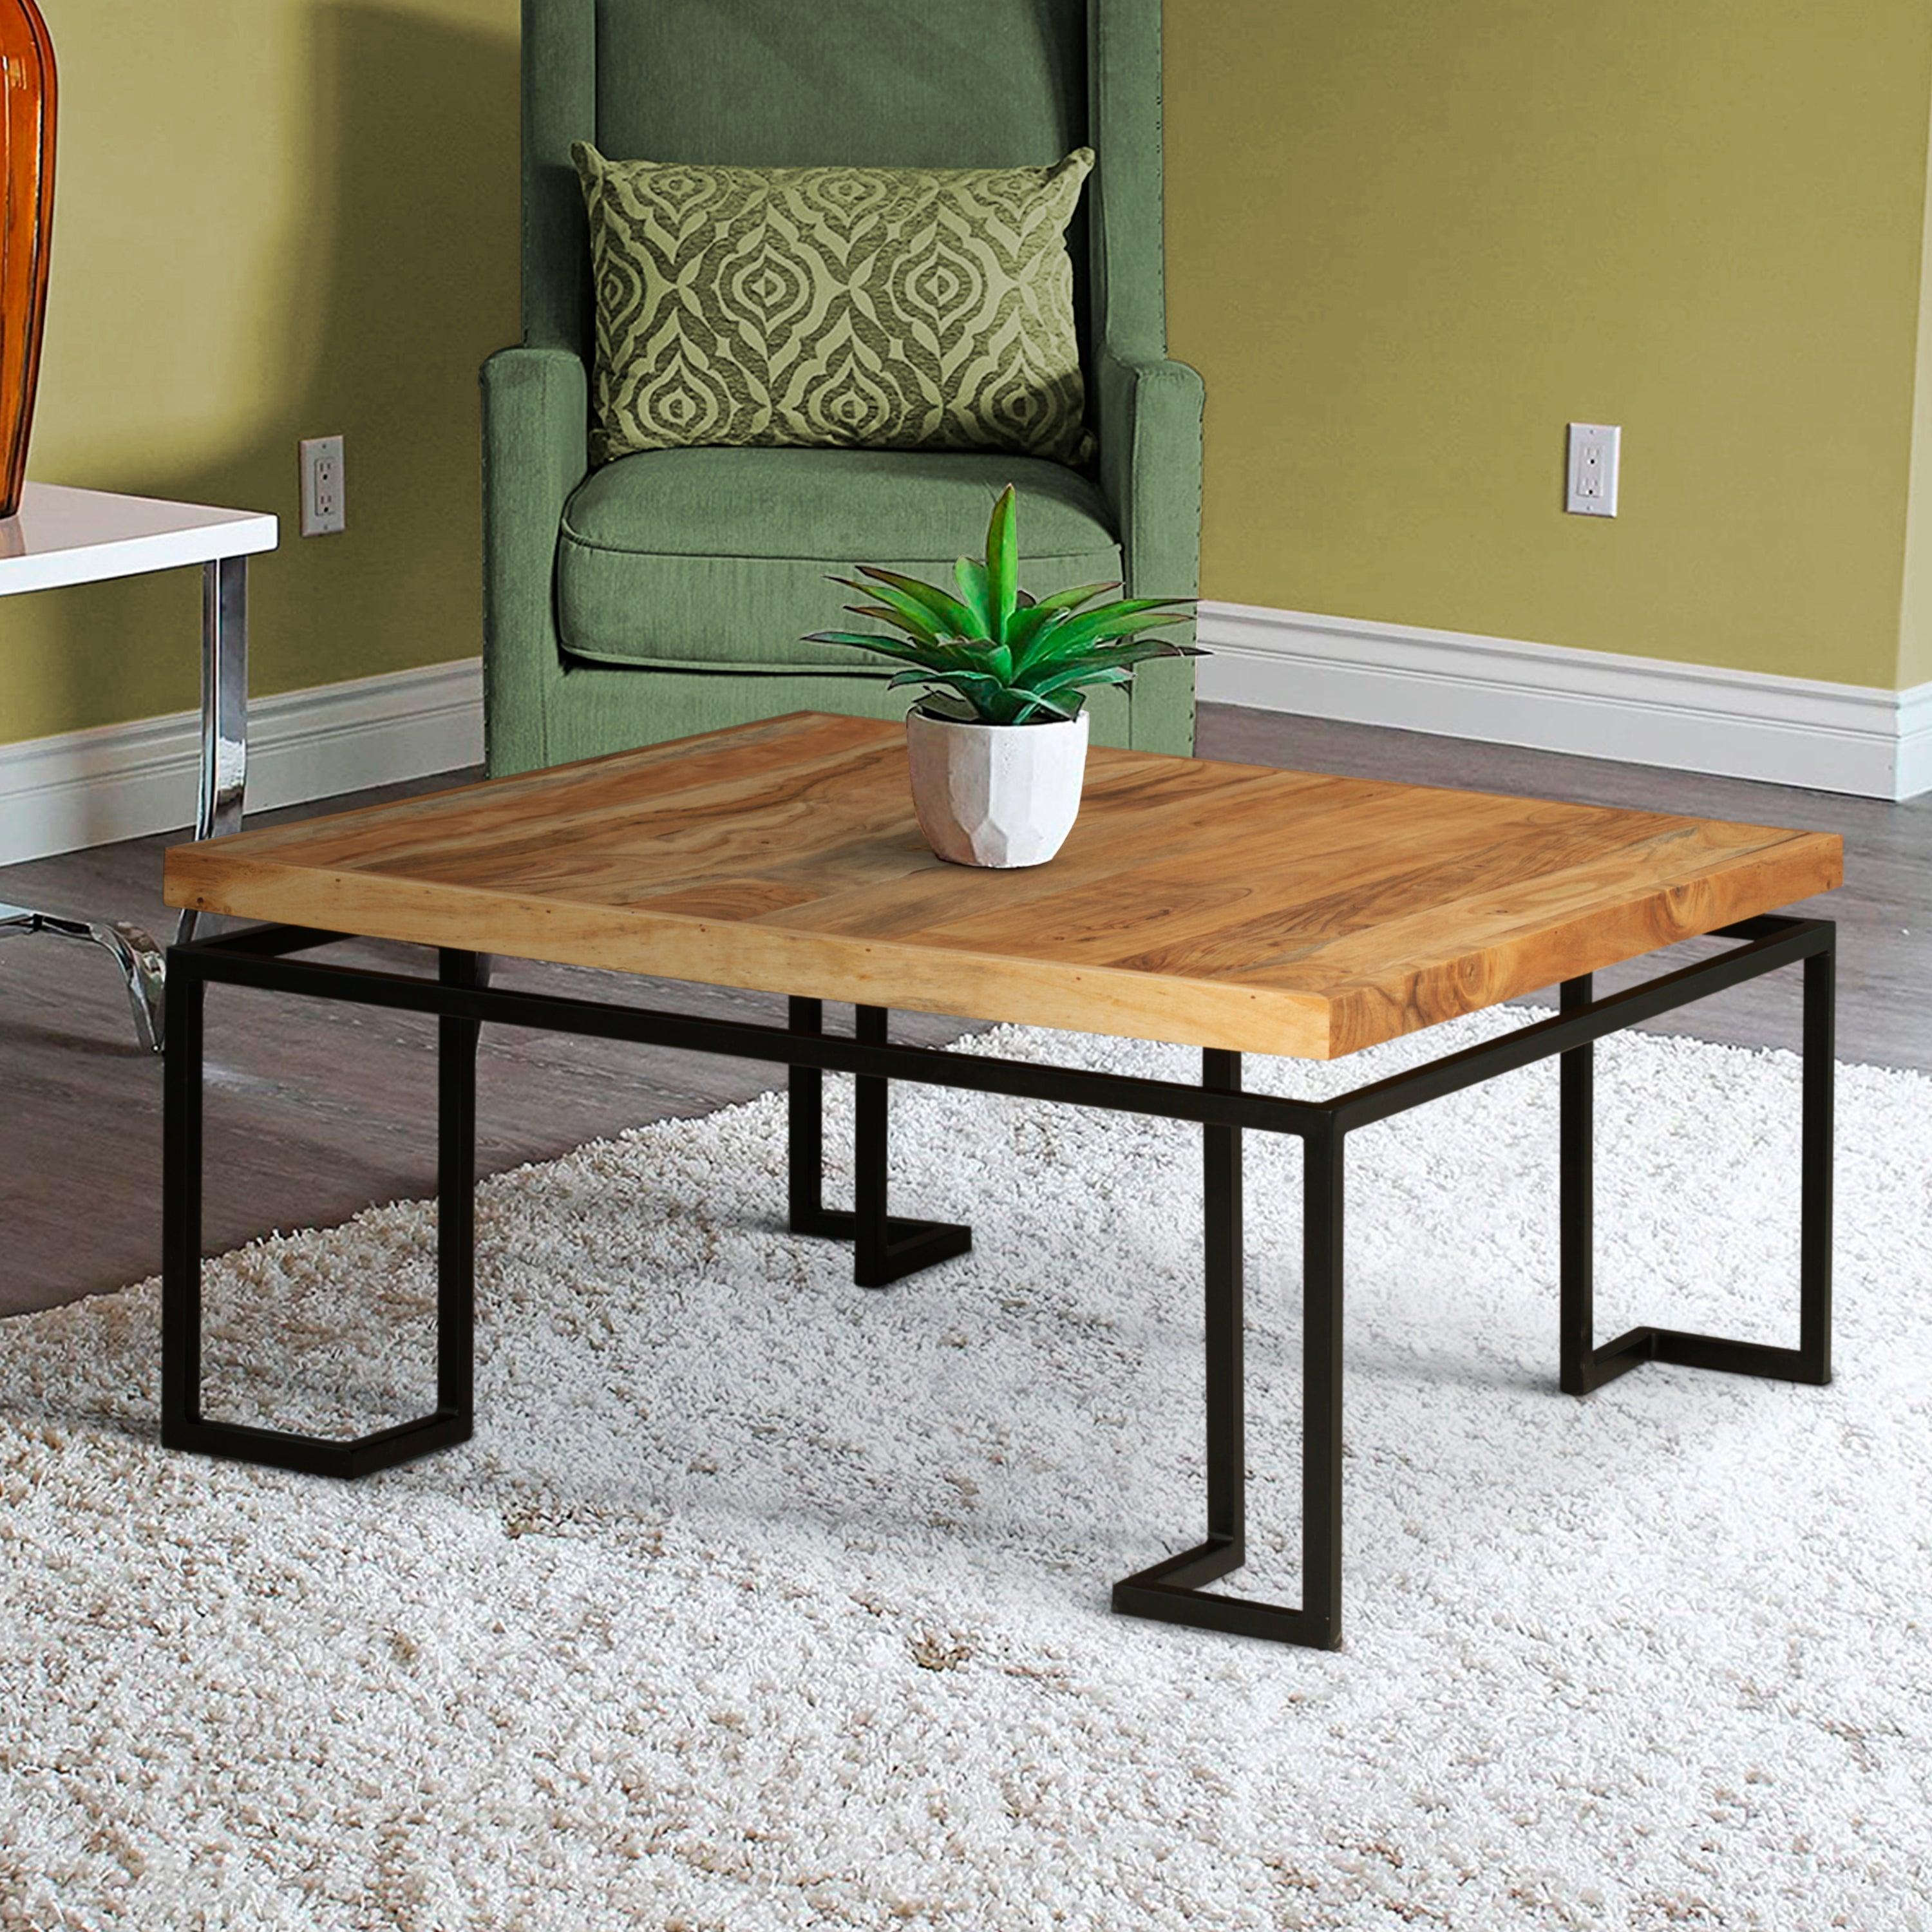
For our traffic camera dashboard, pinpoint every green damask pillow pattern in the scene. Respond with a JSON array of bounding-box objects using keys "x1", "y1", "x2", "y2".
[{"x1": 571, "y1": 144, "x2": 1095, "y2": 466}]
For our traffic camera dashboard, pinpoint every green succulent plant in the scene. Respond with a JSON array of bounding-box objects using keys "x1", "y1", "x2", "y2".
[{"x1": 806, "y1": 484, "x2": 1200, "y2": 726}]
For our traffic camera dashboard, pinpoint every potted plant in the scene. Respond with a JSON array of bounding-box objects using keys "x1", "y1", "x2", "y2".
[{"x1": 806, "y1": 486, "x2": 1200, "y2": 868}]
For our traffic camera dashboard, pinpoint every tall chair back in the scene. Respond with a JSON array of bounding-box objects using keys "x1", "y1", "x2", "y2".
[{"x1": 521, "y1": 0, "x2": 1168, "y2": 378}]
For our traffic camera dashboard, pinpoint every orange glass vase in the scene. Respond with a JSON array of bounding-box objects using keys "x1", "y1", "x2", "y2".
[{"x1": 0, "y1": 0, "x2": 54, "y2": 520}]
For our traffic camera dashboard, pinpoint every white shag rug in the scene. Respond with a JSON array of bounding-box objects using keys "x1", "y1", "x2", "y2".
[{"x1": 3, "y1": 1010, "x2": 1930, "y2": 1931}]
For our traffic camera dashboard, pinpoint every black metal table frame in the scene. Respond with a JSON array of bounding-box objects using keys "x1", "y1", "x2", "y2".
[{"x1": 160, "y1": 913, "x2": 1834, "y2": 1650}]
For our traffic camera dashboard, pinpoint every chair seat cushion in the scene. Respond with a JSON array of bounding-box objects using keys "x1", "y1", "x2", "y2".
[{"x1": 556, "y1": 446, "x2": 1123, "y2": 671}]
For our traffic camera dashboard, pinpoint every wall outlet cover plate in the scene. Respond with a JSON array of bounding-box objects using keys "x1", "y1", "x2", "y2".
[
  {"x1": 300, "y1": 435, "x2": 346, "y2": 537},
  {"x1": 1566, "y1": 422, "x2": 1620, "y2": 517}
]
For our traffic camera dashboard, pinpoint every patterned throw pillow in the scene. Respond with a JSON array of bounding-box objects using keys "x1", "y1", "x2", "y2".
[{"x1": 571, "y1": 144, "x2": 1094, "y2": 467}]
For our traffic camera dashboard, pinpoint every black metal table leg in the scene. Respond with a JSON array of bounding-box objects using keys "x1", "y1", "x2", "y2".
[
  {"x1": 1302, "y1": 1120, "x2": 1346, "y2": 1638},
  {"x1": 1558, "y1": 926, "x2": 1835, "y2": 1393},
  {"x1": 1113, "y1": 1052, "x2": 1345, "y2": 1648},
  {"x1": 155, "y1": 913, "x2": 1837, "y2": 1647},
  {"x1": 436, "y1": 951, "x2": 488, "y2": 1421},
  {"x1": 1799, "y1": 942, "x2": 1835, "y2": 1381},
  {"x1": 1206, "y1": 1048, "x2": 1245, "y2": 1571},
  {"x1": 787, "y1": 998, "x2": 972, "y2": 1288},
  {"x1": 158, "y1": 954, "x2": 207, "y2": 1444},
  {"x1": 159, "y1": 947, "x2": 487, "y2": 1476},
  {"x1": 1558, "y1": 976, "x2": 1596, "y2": 1395}
]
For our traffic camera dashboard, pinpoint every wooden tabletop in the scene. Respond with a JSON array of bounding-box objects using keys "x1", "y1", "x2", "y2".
[{"x1": 166, "y1": 712, "x2": 1842, "y2": 1059}]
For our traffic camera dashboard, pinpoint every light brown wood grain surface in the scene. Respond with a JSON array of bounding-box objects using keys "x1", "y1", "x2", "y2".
[{"x1": 165, "y1": 712, "x2": 1844, "y2": 1058}]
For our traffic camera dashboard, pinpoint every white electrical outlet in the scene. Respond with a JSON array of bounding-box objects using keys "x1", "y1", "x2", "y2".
[
  {"x1": 300, "y1": 435, "x2": 346, "y2": 536},
  {"x1": 1566, "y1": 422, "x2": 1620, "y2": 517}
]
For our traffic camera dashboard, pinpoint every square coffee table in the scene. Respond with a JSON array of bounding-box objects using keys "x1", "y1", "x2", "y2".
[{"x1": 161, "y1": 712, "x2": 1844, "y2": 1648}]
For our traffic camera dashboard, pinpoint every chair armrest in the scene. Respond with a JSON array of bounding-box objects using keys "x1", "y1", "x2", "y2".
[
  {"x1": 1094, "y1": 349, "x2": 1205, "y2": 753},
  {"x1": 1094, "y1": 348, "x2": 1205, "y2": 599},
  {"x1": 479, "y1": 346, "x2": 591, "y2": 774}
]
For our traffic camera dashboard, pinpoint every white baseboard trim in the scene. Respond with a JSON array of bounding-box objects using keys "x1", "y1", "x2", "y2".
[
  {"x1": 1897, "y1": 682, "x2": 1932, "y2": 801},
  {"x1": 6, "y1": 613, "x2": 1917, "y2": 871},
  {"x1": 0, "y1": 658, "x2": 484, "y2": 868},
  {"x1": 1196, "y1": 601, "x2": 1932, "y2": 801}
]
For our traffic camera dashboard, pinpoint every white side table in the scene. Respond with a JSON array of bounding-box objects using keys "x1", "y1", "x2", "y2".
[{"x1": 0, "y1": 484, "x2": 279, "y2": 1048}]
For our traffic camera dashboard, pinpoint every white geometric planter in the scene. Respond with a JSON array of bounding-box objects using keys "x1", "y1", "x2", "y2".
[{"x1": 905, "y1": 707, "x2": 1090, "y2": 868}]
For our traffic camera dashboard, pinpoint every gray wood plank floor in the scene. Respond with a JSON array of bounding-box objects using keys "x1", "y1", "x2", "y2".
[{"x1": 1, "y1": 703, "x2": 1922, "y2": 1318}]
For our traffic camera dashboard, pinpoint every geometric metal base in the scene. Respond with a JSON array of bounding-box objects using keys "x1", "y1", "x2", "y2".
[
  {"x1": 1117, "y1": 931, "x2": 1834, "y2": 1649},
  {"x1": 1110, "y1": 1046, "x2": 1346, "y2": 1648},
  {"x1": 787, "y1": 997, "x2": 972, "y2": 1287},
  {"x1": 156, "y1": 913, "x2": 1837, "y2": 1650},
  {"x1": 789, "y1": 1203, "x2": 975, "y2": 1288},
  {"x1": 1112, "y1": 1537, "x2": 1340, "y2": 1648},
  {"x1": 1556, "y1": 951, "x2": 1833, "y2": 1403},
  {"x1": 160, "y1": 945, "x2": 488, "y2": 1480},
  {"x1": 1566, "y1": 1324, "x2": 1831, "y2": 1395},
  {"x1": 0, "y1": 902, "x2": 166, "y2": 1051},
  {"x1": 160, "y1": 1408, "x2": 471, "y2": 1479}
]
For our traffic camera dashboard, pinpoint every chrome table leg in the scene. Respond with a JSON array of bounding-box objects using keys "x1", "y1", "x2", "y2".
[
  {"x1": 175, "y1": 554, "x2": 249, "y2": 948},
  {"x1": 0, "y1": 555, "x2": 251, "y2": 1052},
  {"x1": 0, "y1": 904, "x2": 167, "y2": 1051}
]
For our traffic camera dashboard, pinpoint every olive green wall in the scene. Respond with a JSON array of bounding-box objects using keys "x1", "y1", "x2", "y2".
[
  {"x1": 1896, "y1": 76, "x2": 1932, "y2": 691},
  {"x1": 6, "y1": 0, "x2": 1932, "y2": 759},
  {"x1": 0, "y1": 0, "x2": 518, "y2": 750},
  {"x1": 1164, "y1": 0, "x2": 1932, "y2": 691}
]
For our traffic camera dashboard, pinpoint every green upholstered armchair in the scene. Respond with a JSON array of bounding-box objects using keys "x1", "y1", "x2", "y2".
[{"x1": 481, "y1": 0, "x2": 1204, "y2": 776}]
